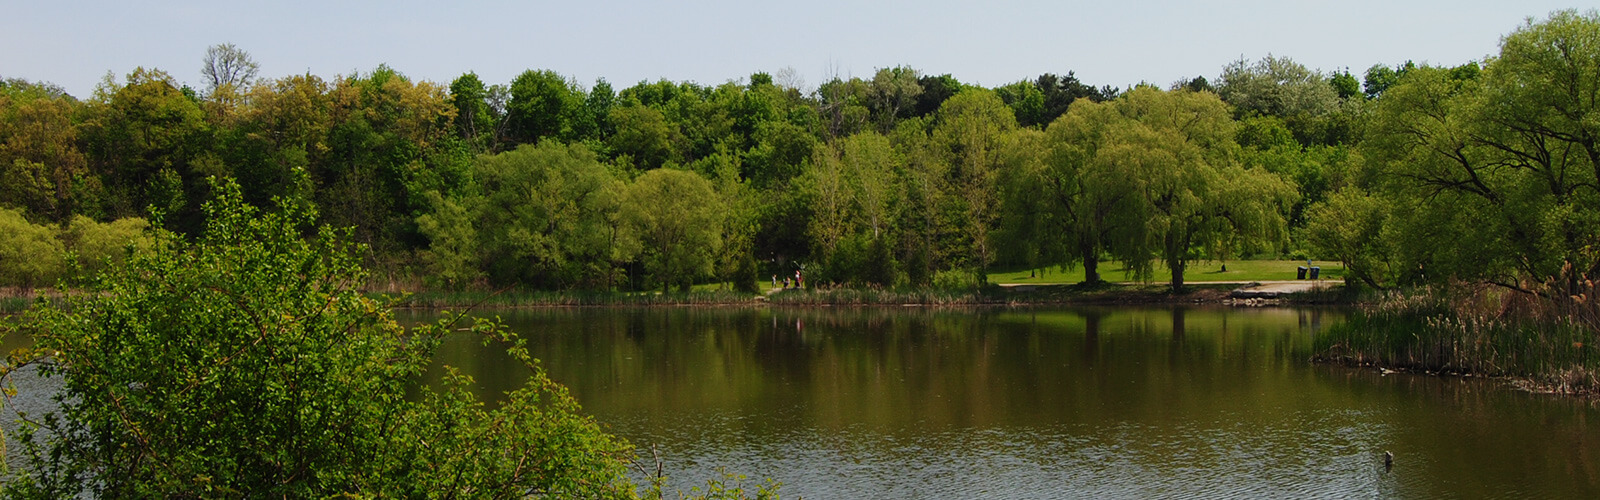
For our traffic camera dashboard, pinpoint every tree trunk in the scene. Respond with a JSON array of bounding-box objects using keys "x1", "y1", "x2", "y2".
[
  {"x1": 1169, "y1": 258, "x2": 1186, "y2": 292},
  {"x1": 1082, "y1": 246, "x2": 1100, "y2": 284}
]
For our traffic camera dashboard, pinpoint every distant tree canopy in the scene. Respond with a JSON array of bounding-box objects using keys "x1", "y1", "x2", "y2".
[{"x1": 0, "y1": 10, "x2": 1595, "y2": 294}]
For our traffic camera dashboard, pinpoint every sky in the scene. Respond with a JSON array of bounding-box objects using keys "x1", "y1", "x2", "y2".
[{"x1": 2, "y1": 1, "x2": 1592, "y2": 98}]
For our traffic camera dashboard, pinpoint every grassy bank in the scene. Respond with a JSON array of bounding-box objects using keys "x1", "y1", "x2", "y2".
[
  {"x1": 990, "y1": 259, "x2": 1346, "y2": 284},
  {"x1": 1314, "y1": 284, "x2": 1600, "y2": 394},
  {"x1": 382, "y1": 288, "x2": 764, "y2": 308},
  {"x1": 390, "y1": 282, "x2": 1250, "y2": 309}
]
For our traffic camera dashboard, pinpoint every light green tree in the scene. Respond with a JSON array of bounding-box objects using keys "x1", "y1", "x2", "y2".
[
  {"x1": 1216, "y1": 55, "x2": 1340, "y2": 144},
  {"x1": 1360, "y1": 10, "x2": 1600, "y2": 290},
  {"x1": 798, "y1": 131, "x2": 904, "y2": 285},
  {"x1": 1112, "y1": 87, "x2": 1297, "y2": 291},
  {"x1": 841, "y1": 131, "x2": 900, "y2": 242},
  {"x1": 474, "y1": 142, "x2": 626, "y2": 288},
  {"x1": 0, "y1": 207, "x2": 65, "y2": 287},
  {"x1": 932, "y1": 89, "x2": 1018, "y2": 285},
  {"x1": 799, "y1": 143, "x2": 849, "y2": 258},
  {"x1": 1304, "y1": 187, "x2": 1391, "y2": 288},
  {"x1": 1012, "y1": 97, "x2": 1148, "y2": 283},
  {"x1": 60, "y1": 215, "x2": 154, "y2": 279},
  {"x1": 623, "y1": 168, "x2": 725, "y2": 293}
]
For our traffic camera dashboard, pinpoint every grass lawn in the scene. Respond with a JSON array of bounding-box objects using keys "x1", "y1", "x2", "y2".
[
  {"x1": 686, "y1": 259, "x2": 1344, "y2": 292},
  {"x1": 989, "y1": 259, "x2": 1345, "y2": 285}
]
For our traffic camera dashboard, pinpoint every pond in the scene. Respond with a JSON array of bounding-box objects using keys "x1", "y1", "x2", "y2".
[{"x1": 413, "y1": 306, "x2": 1600, "y2": 499}]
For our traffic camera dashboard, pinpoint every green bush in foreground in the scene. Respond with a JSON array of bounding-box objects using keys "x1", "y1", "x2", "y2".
[{"x1": 0, "y1": 181, "x2": 645, "y2": 497}]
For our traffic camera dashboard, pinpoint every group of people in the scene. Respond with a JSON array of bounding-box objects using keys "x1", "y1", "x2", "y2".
[{"x1": 772, "y1": 270, "x2": 803, "y2": 290}]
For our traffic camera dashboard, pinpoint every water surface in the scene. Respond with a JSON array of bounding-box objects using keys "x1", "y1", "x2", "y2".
[{"x1": 418, "y1": 306, "x2": 1600, "y2": 499}]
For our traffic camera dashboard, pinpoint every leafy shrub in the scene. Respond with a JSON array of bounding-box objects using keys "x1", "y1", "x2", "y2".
[
  {"x1": 0, "y1": 208, "x2": 64, "y2": 288},
  {"x1": 931, "y1": 268, "x2": 979, "y2": 291},
  {"x1": 59, "y1": 214, "x2": 154, "y2": 279},
  {"x1": 1, "y1": 181, "x2": 637, "y2": 497}
]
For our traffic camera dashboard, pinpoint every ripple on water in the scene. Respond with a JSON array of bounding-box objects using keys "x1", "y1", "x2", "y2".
[{"x1": 615, "y1": 407, "x2": 1409, "y2": 500}]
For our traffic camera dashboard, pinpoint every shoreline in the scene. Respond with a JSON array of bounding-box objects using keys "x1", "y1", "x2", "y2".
[
  {"x1": 378, "y1": 281, "x2": 1349, "y2": 309},
  {"x1": 1312, "y1": 355, "x2": 1600, "y2": 399}
]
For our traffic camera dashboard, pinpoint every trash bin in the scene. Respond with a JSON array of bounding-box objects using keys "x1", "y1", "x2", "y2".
[
  {"x1": 1309, "y1": 266, "x2": 1320, "y2": 280},
  {"x1": 1297, "y1": 266, "x2": 1307, "y2": 280}
]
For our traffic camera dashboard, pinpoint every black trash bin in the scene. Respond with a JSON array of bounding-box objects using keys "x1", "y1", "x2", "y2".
[
  {"x1": 1297, "y1": 266, "x2": 1307, "y2": 280},
  {"x1": 1309, "y1": 266, "x2": 1320, "y2": 280}
]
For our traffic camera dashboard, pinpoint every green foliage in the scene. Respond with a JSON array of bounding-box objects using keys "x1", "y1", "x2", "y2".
[
  {"x1": 932, "y1": 89, "x2": 1018, "y2": 285},
  {"x1": 1031, "y1": 87, "x2": 1295, "y2": 291},
  {"x1": 415, "y1": 190, "x2": 482, "y2": 289},
  {"x1": 0, "y1": 207, "x2": 65, "y2": 288},
  {"x1": 1013, "y1": 97, "x2": 1148, "y2": 283},
  {"x1": 912, "y1": 74, "x2": 963, "y2": 117},
  {"x1": 59, "y1": 214, "x2": 155, "y2": 279},
  {"x1": 79, "y1": 67, "x2": 212, "y2": 229},
  {"x1": 997, "y1": 72, "x2": 1115, "y2": 128},
  {"x1": 609, "y1": 103, "x2": 680, "y2": 170},
  {"x1": 1329, "y1": 70, "x2": 1361, "y2": 100},
  {"x1": 1217, "y1": 54, "x2": 1339, "y2": 119},
  {"x1": 1362, "y1": 62, "x2": 1413, "y2": 99},
  {"x1": 931, "y1": 268, "x2": 979, "y2": 291},
  {"x1": 1, "y1": 180, "x2": 639, "y2": 497},
  {"x1": 0, "y1": 86, "x2": 92, "y2": 222},
  {"x1": 624, "y1": 168, "x2": 725, "y2": 293},
  {"x1": 474, "y1": 142, "x2": 629, "y2": 289},
  {"x1": 867, "y1": 67, "x2": 922, "y2": 133},
  {"x1": 1216, "y1": 55, "x2": 1340, "y2": 145},
  {"x1": 506, "y1": 69, "x2": 585, "y2": 145},
  {"x1": 448, "y1": 72, "x2": 496, "y2": 153},
  {"x1": 1304, "y1": 187, "x2": 1391, "y2": 288},
  {"x1": 1359, "y1": 10, "x2": 1600, "y2": 289}
]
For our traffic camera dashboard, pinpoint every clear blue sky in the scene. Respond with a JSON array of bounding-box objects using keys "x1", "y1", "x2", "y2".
[{"x1": 2, "y1": 1, "x2": 1590, "y2": 98}]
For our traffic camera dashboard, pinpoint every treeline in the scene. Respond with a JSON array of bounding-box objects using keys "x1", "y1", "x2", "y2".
[{"x1": 2, "y1": 10, "x2": 1597, "y2": 295}]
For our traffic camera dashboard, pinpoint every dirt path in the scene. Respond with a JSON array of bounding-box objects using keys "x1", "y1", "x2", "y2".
[{"x1": 1228, "y1": 280, "x2": 1332, "y2": 298}]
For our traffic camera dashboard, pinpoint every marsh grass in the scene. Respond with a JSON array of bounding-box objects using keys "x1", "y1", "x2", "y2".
[
  {"x1": 1317, "y1": 274, "x2": 1600, "y2": 394},
  {"x1": 0, "y1": 287, "x2": 55, "y2": 314},
  {"x1": 1, "y1": 296, "x2": 30, "y2": 314}
]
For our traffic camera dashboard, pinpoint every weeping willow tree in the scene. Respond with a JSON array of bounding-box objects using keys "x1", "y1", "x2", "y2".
[{"x1": 1012, "y1": 86, "x2": 1295, "y2": 291}]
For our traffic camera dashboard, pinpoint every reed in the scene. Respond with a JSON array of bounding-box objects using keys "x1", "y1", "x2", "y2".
[
  {"x1": 1316, "y1": 275, "x2": 1600, "y2": 394},
  {"x1": 1, "y1": 296, "x2": 31, "y2": 314}
]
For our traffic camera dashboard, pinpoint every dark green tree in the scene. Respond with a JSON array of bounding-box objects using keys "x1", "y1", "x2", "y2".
[
  {"x1": 506, "y1": 69, "x2": 584, "y2": 145},
  {"x1": 449, "y1": 72, "x2": 496, "y2": 153}
]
